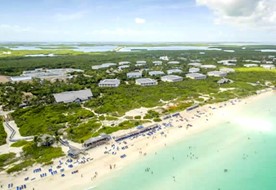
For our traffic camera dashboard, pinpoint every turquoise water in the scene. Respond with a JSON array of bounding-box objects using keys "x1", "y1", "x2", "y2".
[{"x1": 95, "y1": 93, "x2": 276, "y2": 190}]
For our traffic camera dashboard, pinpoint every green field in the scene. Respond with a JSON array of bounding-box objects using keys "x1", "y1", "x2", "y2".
[{"x1": 0, "y1": 117, "x2": 7, "y2": 145}]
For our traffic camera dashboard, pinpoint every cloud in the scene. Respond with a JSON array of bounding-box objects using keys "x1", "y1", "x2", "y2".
[
  {"x1": 135, "y1": 17, "x2": 146, "y2": 24},
  {"x1": 0, "y1": 24, "x2": 32, "y2": 32},
  {"x1": 54, "y1": 11, "x2": 86, "y2": 21},
  {"x1": 196, "y1": 0, "x2": 276, "y2": 29}
]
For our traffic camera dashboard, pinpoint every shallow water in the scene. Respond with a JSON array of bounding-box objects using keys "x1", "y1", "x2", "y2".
[{"x1": 95, "y1": 93, "x2": 276, "y2": 190}]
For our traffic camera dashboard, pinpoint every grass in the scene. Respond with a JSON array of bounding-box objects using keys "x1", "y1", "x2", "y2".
[
  {"x1": 3, "y1": 142, "x2": 64, "y2": 173},
  {"x1": 12, "y1": 103, "x2": 94, "y2": 136},
  {"x1": 0, "y1": 116, "x2": 7, "y2": 145},
  {"x1": 0, "y1": 152, "x2": 17, "y2": 168},
  {"x1": 22, "y1": 142, "x2": 65, "y2": 163},
  {"x1": 68, "y1": 119, "x2": 102, "y2": 143},
  {"x1": 10, "y1": 140, "x2": 31, "y2": 147},
  {"x1": 7, "y1": 160, "x2": 35, "y2": 174}
]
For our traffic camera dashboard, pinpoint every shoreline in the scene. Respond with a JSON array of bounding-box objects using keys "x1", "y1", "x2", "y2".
[{"x1": 0, "y1": 90, "x2": 275, "y2": 190}]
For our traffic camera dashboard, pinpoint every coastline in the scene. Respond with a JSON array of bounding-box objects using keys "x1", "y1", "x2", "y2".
[{"x1": 0, "y1": 90, "x2": 275, "y2": 190}]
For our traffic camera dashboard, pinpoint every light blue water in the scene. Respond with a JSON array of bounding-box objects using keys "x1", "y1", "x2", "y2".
[
  {"x1": 119, "y1": 46, "x2": 222, "y2": 52},
  {"x1": 95, "y1": 93, "x2": 276, "y2": 190}
]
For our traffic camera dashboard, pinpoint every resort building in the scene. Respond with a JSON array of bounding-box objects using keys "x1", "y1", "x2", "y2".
[
  {"x1": 10, "y1": 76, "x2": 32, "y2": 82},
  {"x1": 118, "y1": 65, "x2": 130, "y2": 70},
  {"x1": 168, "y1": 61, "x2": 180, "y2": 65},
  {"x1": 136, "y1": 61, "x2": 147, "y2": 65},
  {"x1": 53, "y1": 89, "x2": 93, "y2": 103},
  {"x1": 92, "y1": 63, "x2": 117, "y2": 70},
  {"x1": 189, "y1": 68, "x2": 200, "y2": 73},
  {"x1": 217, "y1": 59, "x2": 237, "y2": 64},
  {"x1": 265, "y1": 61, "x2": 274, "y2": 64},
  {"x1": 260, "y1": 64, "x2": 275, "y2": 69},
  {"x1": 148, "y1": 71, "x2": 165, "y2": 76},
  {"x1": 127, "y1": 72, "x2": 142, "y2": 79},
  {"x1": 83, "y1": 134, "x2": 111, "y2": 150},
  {"x1": 98, "y1": 79, "x2": 120, "y2": 87},
  {"x1": 167, "y1": 69, "x2": 182, "y2": 75},
  {"x1": 152, "y1": 61, "x2": 162, "y2": 65},
  {"x1": 188, "y1": 63, "x2": 202, "y2": 67},
  {"x1": 159, "y1": 56, "x2": 169, "y2": 61},
  {"x1": 161, "y1": 75, "x2": 183, "y2": 82},
  {"x1": 201, "y1": 65, "x2": 217, "y2": 69},
  {"x1": 219, "y1": 68, "x2": 235, "y2": 73},
  {"x1": 186, "y1": 73, "x2": 207, "y2": 80},
  {"x1": 207, "y1": 71, "x2": 227, "y2": 77},
  {"x1": 119, "y1": 61, "x2": 130, "y2": 65},
  {"x1": 20, "y1": 68, "x2": 84, "y2": 80},
  {"x1": 136, "y1": 78, "x2": 158, "y2": 86},
  {"x1": 244, "y1": 64, "x2": 258, "y2": 67},
  {"x1": 244, "y1": 60, "x2": 261, "y2": 64},
  {"x1": 115, "y1": 124, "x2": 159, "y2": 142}
]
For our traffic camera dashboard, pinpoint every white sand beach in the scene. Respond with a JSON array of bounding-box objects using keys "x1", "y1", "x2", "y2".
[{"x1": 0, "y1": 90, "x2": 275, "y2": 190}]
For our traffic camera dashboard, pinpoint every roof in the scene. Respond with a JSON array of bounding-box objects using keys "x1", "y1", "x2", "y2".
[
  {"x1": 220, "y1": 68, "x2": 235, "y2": 73},
  {"x1": 149, "y1": 71, "x2": 165, "y2": 75},
  {"x1": 161, "y1": 75, "x2": 183, "y2": 81},
  {"x1": 136, "y1": 61, "x2": 146, "y2": 64},
  {"x1": 53, "y1": 89, "x2": 93, "y2": 103},
  {"x1": 10, "y1": 76, "x2": 32, "y2": 82},
  {"x1": 189, "y1": 68, "x2": 200, "y2": 73},
  {"x1": 84, "y1": 134, "x2": 111, "y2": 145},
  {"x1": 118, "y1": 65, "x2": 130, "y2": 69},
  {"x1": 127, "y1": 72, "x2": 142, "y2": 75},
  {"x1": 92, "y1": 63, "x2": 117, "y2": 70},
  {"x1": 168, "y1": 61, "x2": 180, "y2": 64},
  {"x1": 186, "y1": 73, "x2": 206, "y2": 78},
  {"x1": 207, "y1": 71, "x2": 227, "y2": 76},
  {"x1": 167, "y1": 69, "x2": 182, "y2": 73},
  {"x1": 201, "y1": 65, "x2": 217, "y2": 69},
  {"x1": 99, "y1": 79, "x2": 120, "y2": 85},
  {"x1": 119, "y1": 61, "x2": 130, "y2": 65},
  {"x1": 136, "y1": 78, "x2": 157, "y2": 83},
  {"x1": 152, "y1": 61, "x2": 162, "y2": 64},
  {"x1": 188, "y1": 63, "x2": 202, "y2": 67}
]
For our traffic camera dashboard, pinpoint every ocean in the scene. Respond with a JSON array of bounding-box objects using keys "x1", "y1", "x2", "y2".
[{"x1": 94, "y1": 93, "x2": 276, "y2": 190}]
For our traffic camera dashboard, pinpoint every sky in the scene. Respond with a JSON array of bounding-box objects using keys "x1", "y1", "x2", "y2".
[{"x1": 0, "y1": 0, "x2": 275, "y2": 42}]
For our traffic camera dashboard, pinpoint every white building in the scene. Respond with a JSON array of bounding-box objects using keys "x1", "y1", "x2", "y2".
[
  {"x1": 53, "y1": 89, "x2": 93, "y2": 103},
  {"x1": 21, "y1": 68, "x2": 84, "y2": 80},
  {"x1": 118, "y1": 65, "x2": 130, "y2": 70},
  {"x1": 161, "y1": 75, "x2": 183, "y2": 82},
  {"x1": 168, "y1": 61, "x2": 180, "y2": 65},
  {"x1": 167, "y1": 69, "x2": 182, "y2": 75},
  {"x1": 186, "y1": 73, "x2": 206, "y2": 80},
  {"x1": 136, "y1": 61, "x2": 147, "y2": 65},
  {"x1": 92, "y1": 63, "x2": 117, "y2": 70},
  {"x1": 135, "y1": 78, "x2": 158, "y2": 86},
  {"x1": 10, "y1": 76, "x2": 32, "y2": 82},
  {"x1": 148, "y1": 71, "x2": 165, "y2": 76},
  {"x1": 189, "y1": 68, "x2": 200, "y2": 73},
  {"x1": 127, "y1": 72, "x2": 142, "y2": 79},
  {"x1": 219, "y1": 68, "x2": 235, "y2": 73},
  {"x1": 188, "y1": 63, "x2": 202, "y2": 67},
  {"x1": 201, "y1": 65, "x2": 217, "y2": 69},
  {"x1": 244, "y1": 64, "x2": 258, "y2": 67},
  {"x1": 98, "y1": 79, "x2": 120, "y2": 87},
  {"x1": 160, "y1": 56, "x2": 169, "y2": 61},
  {"x1": 119, "y1": 61, "x2": 130, "y2": 65},
  {"x1": 260, "y1": 64, "x2": 275, "y2": 69},
  {"x1": 207, "y1": 71, "x2": 227, "y2": 77},
  {"x1": 217, "y1": 59, "x2": 237, "y2": 66},
  {"x1": 244, "y1": 60, "x2": 261, "y2": 63},
  {"x1": 152, "y1": 61, "x2": 162, "y2": 65}
]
